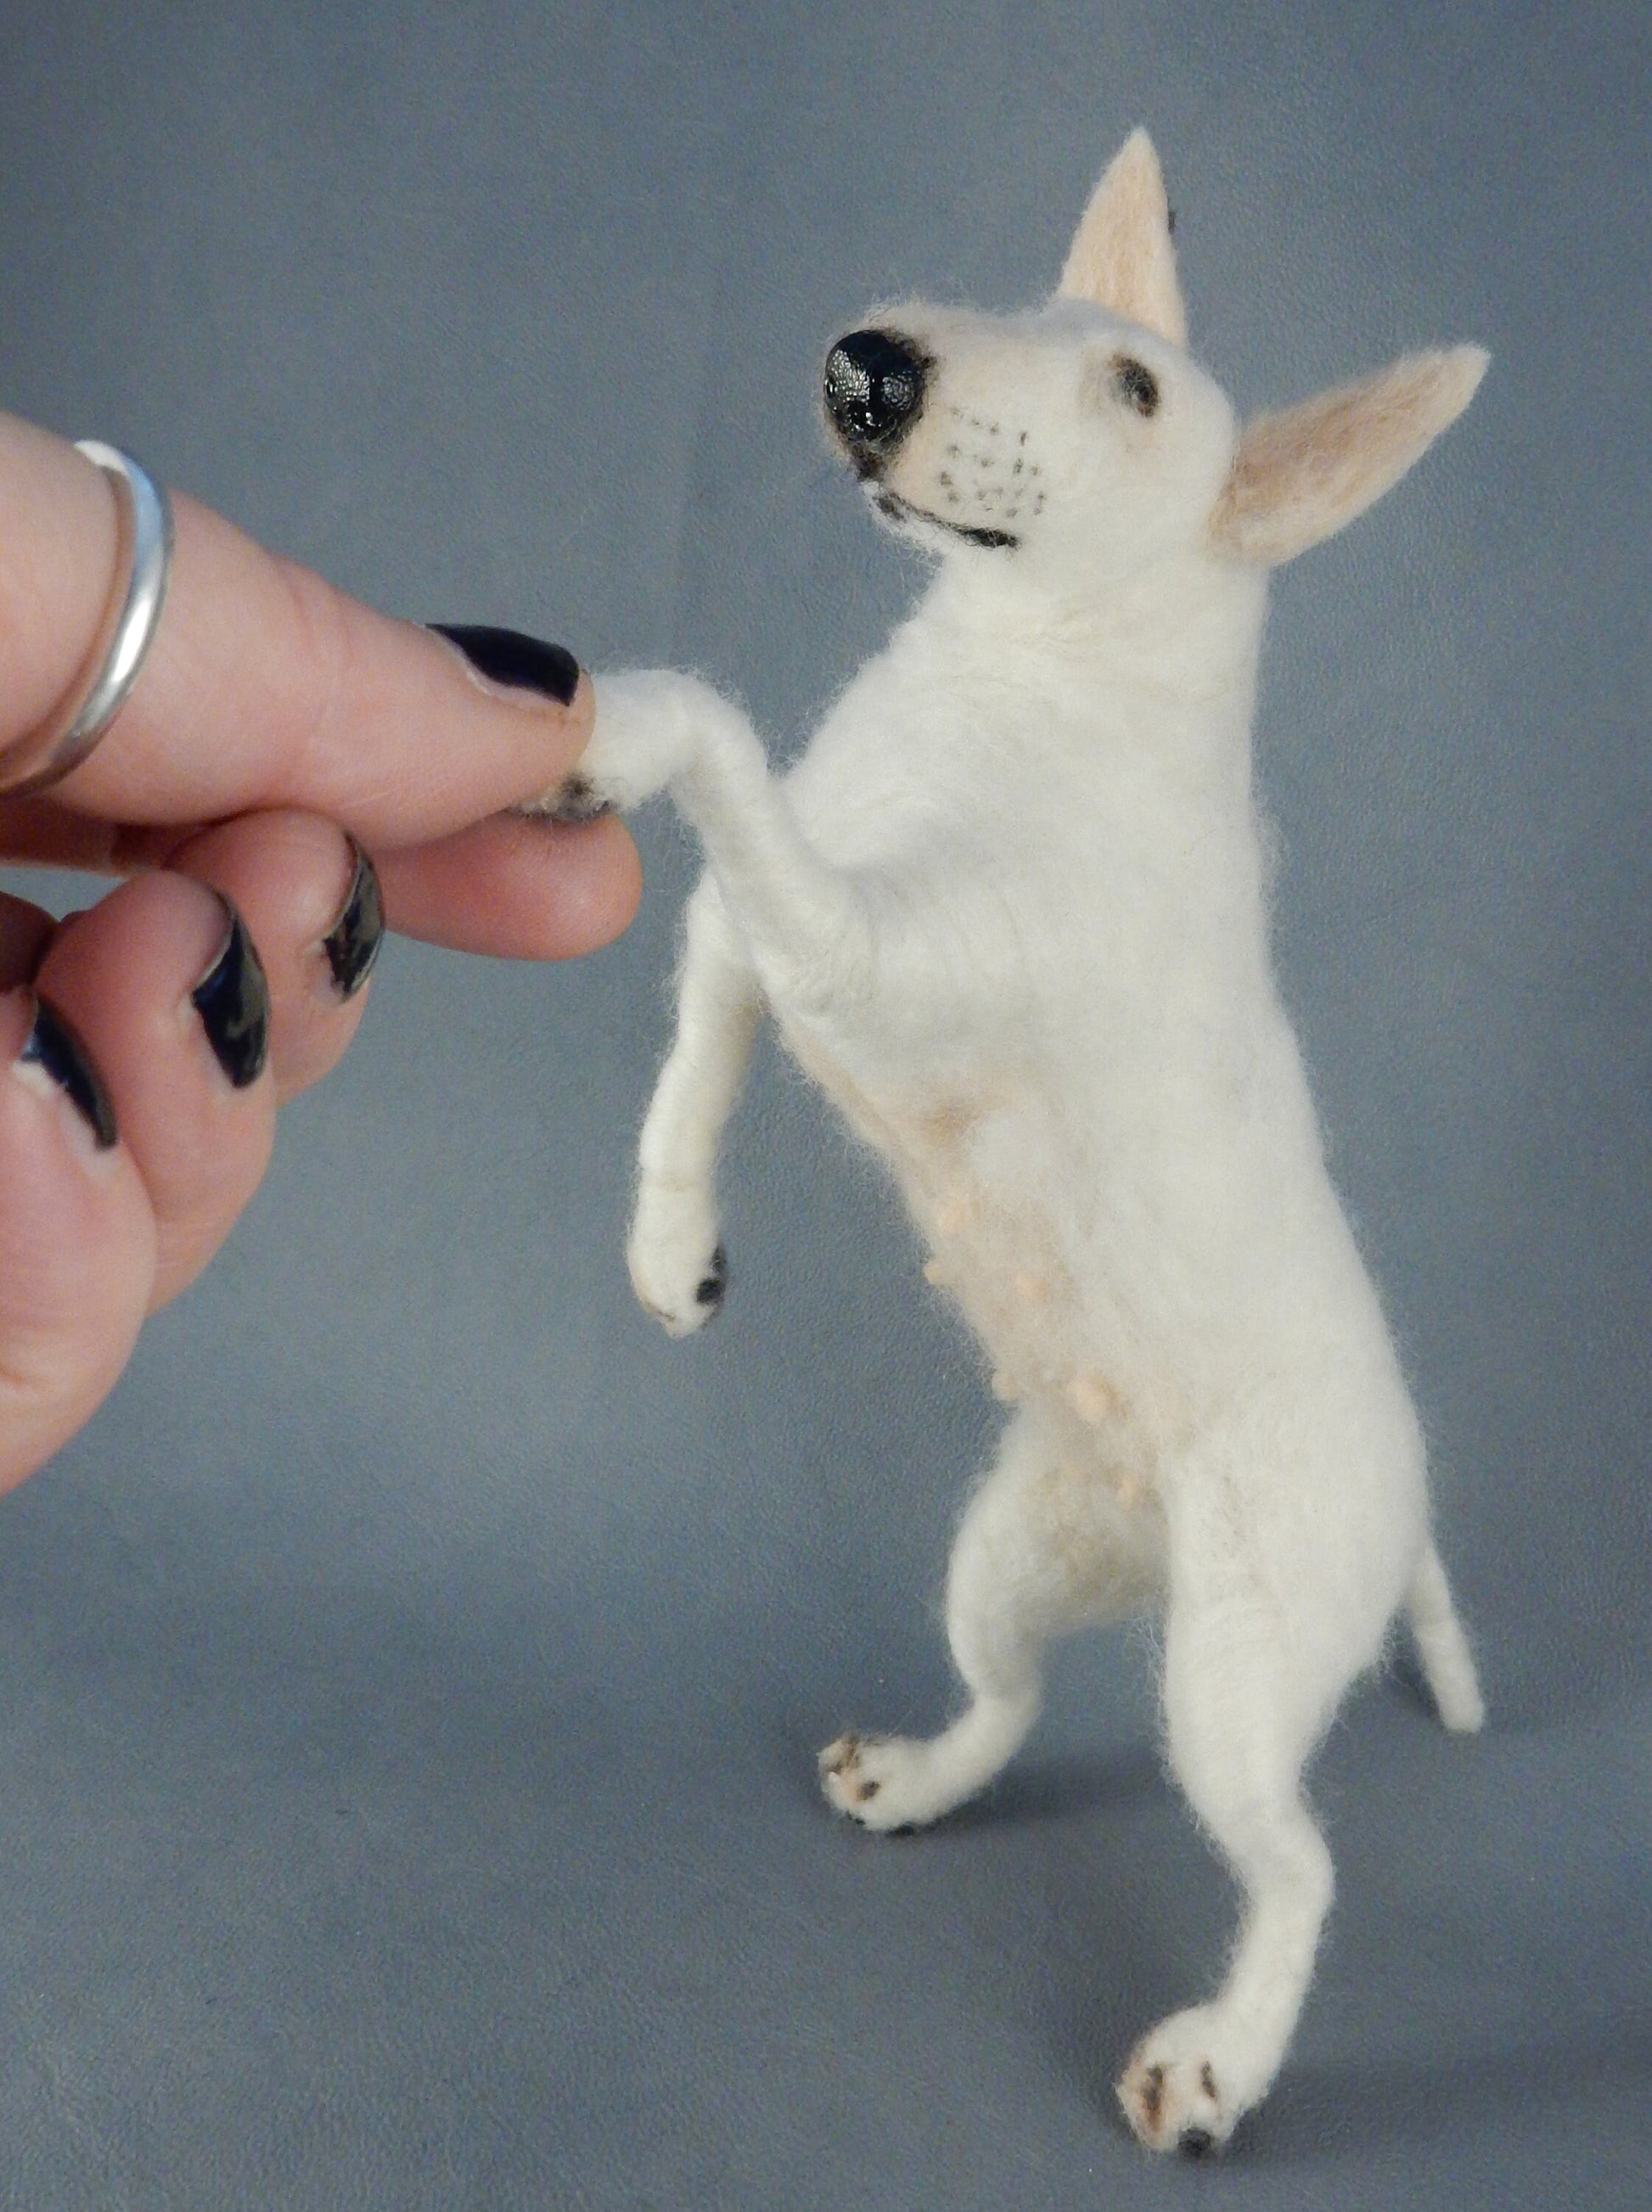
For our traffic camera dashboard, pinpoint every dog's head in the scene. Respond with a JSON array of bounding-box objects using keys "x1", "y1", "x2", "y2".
[{"x1": 823, "y1": 131, "x2": 1486, "y2": 594}]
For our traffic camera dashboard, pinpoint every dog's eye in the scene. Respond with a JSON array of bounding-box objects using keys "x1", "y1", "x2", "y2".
[{"x1": 1112, "y1": 357, "x2": 1160, "y2": 418}]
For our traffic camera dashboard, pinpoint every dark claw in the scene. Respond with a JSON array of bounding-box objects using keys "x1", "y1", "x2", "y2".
[
  {"x1": 546, "y1": 772, "x2": 615, "y2": 824},
  {"x1": 1177, "y1": 2128, "x2": 1217, "y2": 2161},
  {"x1": 694, "y1": 1244, "x2": 729, "y2": 1311},
  {"x1": 1139, "y1": 2065, "x2": 1165, "y2": 2131}
]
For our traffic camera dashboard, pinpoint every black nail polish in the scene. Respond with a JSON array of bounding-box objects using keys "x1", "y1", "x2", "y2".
[
  {"x1": 430, "y1": 625, "x2": 579, "y2": 706},
  {"x1": 19, "y1": 997, "x2": 117, "y2": 1149},
  {"x1": 323, "y1": 839, "x2": 385, "y2": 999},
  {"x1": 191, "y1": 901, "x2": 270, "y2": 1089}
]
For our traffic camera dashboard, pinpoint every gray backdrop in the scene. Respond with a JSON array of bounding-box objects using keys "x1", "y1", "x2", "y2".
[{"x1": 1, "y1": 3, "x2": 1649, "y2": 2205}]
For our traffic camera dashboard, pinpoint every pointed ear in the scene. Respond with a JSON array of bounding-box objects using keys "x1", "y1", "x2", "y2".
[
  {"x1": 1057, "y1": 128, "x2": 1187, "y2": 347},
  {"x1": 1211, "y1": 346, "x2": 1489, "y2": 565}
]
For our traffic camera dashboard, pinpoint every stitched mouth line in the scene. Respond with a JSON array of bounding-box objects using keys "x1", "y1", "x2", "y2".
[{"x1": 871, "y1": 487, "x2": 1020, "y2": 551}]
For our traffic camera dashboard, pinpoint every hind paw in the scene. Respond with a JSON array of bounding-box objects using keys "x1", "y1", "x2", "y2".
[
  {"x1": 1118, "y1": 2008, "x2": 1246, "y2": 2155},
  {"x1": 818, "y1": 1732, "x2": 949, "y2": 1832}
]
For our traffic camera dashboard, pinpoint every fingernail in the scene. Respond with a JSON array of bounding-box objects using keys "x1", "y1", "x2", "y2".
[
  {"x1": 16, "y1": 995, "x2": 117, "y2": 1149},
  {"x1": 191, "y1": 898, "x2": 270, "y2": 1089},
  {"x1": 322, "y1": 838, "x2": 385, "y2": 1000},
  {"x1": 430, "y1": 625, "x2": 580, "y2": 706}
]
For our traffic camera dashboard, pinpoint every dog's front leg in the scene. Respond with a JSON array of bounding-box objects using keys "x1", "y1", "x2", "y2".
[
  {"x1": 627, "y1": 875, "x2": 761, "y2": 1335},
  {"x1": 541, "y1": 671, "x2": 877, "y2": 1006}
]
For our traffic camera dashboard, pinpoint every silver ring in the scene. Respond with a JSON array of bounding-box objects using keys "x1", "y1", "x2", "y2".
[{"x1": 0, "y1": 440, "x2": 174, "y2": 796}]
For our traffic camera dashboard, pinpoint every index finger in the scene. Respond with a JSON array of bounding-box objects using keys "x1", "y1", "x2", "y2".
[{"x1": 0, "y1": 413, "x2": 593, "y2": 845}]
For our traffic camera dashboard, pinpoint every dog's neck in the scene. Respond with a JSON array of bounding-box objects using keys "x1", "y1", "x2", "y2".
[
  {"x1": 896, "y1": 546, "x2": 1269, "y2": 801},
  {"x1": 919, "y1": 544, "x2": 1266, "y2": 697}
]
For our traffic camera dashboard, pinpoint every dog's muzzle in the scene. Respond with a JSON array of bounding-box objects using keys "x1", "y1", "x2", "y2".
[{"x1": 823, "y1": 329, "x2": 929, "y2": 476}]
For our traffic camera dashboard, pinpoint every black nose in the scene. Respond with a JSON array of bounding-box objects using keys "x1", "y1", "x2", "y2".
[{"x1": 823, "y1": 329, "x2": 928, "y2": 472}]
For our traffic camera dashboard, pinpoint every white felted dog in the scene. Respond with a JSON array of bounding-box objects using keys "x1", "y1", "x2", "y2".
[{"x1": 548, "y1": 129, "x2": 1488, "y2": 2154}]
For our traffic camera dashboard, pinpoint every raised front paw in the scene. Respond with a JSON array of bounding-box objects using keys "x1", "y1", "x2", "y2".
[
  {"x1": 1117, "y1": 2006, "x2": 1247, "y2": 2157},
  {"x1": 525, "y1": 669, "x2": 723, "y2": 819},
  {"x1": 627, "y1": 1181, "x2": 729, "y2": 1338}
]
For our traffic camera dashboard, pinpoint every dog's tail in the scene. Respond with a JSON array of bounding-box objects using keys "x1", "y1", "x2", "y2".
[{"x1": 1406, "y1": 1541, "x2": 1486, "y2": 1733}]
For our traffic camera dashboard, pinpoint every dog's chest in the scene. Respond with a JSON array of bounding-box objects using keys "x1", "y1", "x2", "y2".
[
  {"x1": 749, "y1": 621, "x2": 1290, "y2": 1448},
  {"x1": 784, "y1": 615, "x2": 1258, "y2": 979}
]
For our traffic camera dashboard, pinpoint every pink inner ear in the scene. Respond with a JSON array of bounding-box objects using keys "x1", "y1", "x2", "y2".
[
  {"x1": 1058, "y1": 130, "x2": 1188, "y2": 350},
  {"x1": 1211, "y1": 348, "x2": 1489, "y2": 565}
]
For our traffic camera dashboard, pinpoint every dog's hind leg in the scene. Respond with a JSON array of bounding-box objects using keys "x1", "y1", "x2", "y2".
[
  {"x1": 627, "y1": 877, "x2": 762, "y2": 1335},
  {"x1": 1117, "y1": 1494, "x2": 1347, "y2": 2154},
  {"x1": 1404, "y1": 1539, "x2": 1486, "y2": 1733},
  {"x1": 821, "y1": 1412, "x2": 1159, "y2": 1832}
]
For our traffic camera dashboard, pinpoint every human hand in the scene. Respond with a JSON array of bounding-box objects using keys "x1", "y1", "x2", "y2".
[{"x1": 0, "y1": 413, "x2": 639, "y2": 1491}]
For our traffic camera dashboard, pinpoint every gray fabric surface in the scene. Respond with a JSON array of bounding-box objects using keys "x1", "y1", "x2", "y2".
[{"x1": 1, "y1": 2, "x2": 1649, "y2": 2203}]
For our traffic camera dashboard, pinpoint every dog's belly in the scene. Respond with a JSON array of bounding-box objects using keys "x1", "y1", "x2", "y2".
[
  {"x1": 772, "y1": 973, "x2": 1417, "y2": 1532},
  {"x1": 776, "y1": 1018, "x2": 1180, "y2": 1502}
]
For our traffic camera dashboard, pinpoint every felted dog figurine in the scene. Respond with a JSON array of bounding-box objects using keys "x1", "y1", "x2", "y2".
[{"x1": 548, "y1": 129, "x2": 1487, "y2": 2154}]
